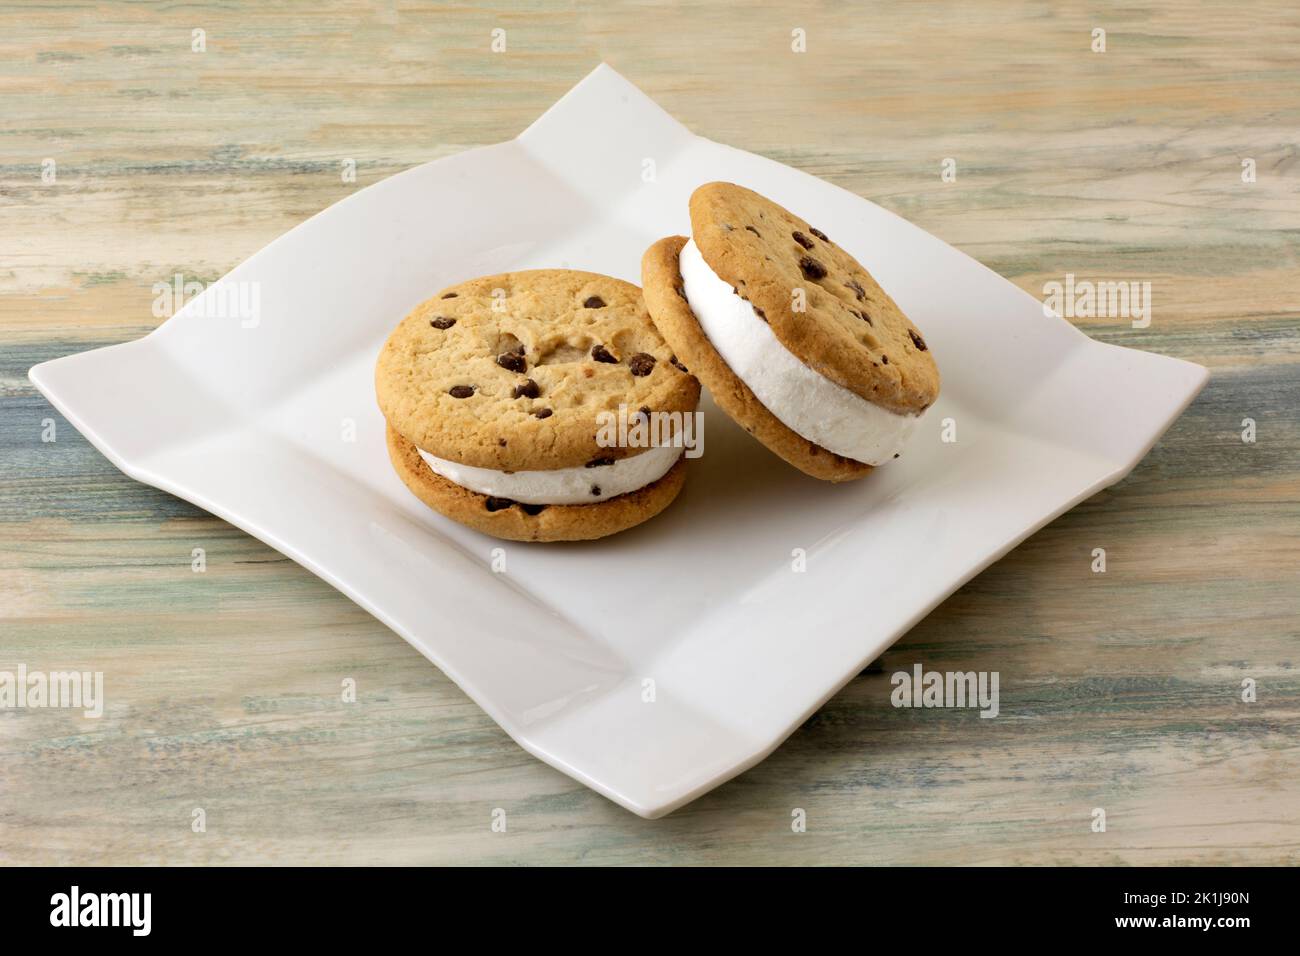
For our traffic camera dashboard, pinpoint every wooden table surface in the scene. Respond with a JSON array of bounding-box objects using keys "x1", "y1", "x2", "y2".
[{"x1": 2, "y1": 1, "x2": 1297, "y2": 865}]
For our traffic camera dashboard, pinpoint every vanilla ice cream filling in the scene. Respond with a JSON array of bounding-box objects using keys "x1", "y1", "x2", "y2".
[
  {"x1": 678, "y1": 238, "x2": 921, "y2": 465},
  {"x1": 418, "y1": 443, "x2": 681, "y2": 506}
]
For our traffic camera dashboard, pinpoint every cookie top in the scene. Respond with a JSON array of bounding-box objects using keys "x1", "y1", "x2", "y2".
[
  {"x1": 376, "y1": 270, "x2": 700, "y2": 471},
  {"x1": 689, "y1": 182, "x2": 939, "y2": 415}
]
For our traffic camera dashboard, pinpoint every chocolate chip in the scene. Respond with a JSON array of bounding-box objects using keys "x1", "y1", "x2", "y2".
[
  {"x1": 512, "y1": 378, "x2": 540, "y2": 399},
  {"x1": 498, "y1": 438, "x2": 507, "y2": 447},
  {"x1": 799, "y1": 256, "x2": 827, "y2": 281},
  {"x1": 753, "y1": 306, "x2": 767, "y2": 321},
  {"x1": 881, "y1": 355, "x2": 889, "y2": 364},
  {"x1": 586, "y1": 457, "x2": 616, "y2": 468},
  {"x1": 627, "y1": 352, "x2": 656, "y2": 376},
  {"x1": 810, "y1": 227, "x2": 829, "y2": 242},
  {"x1": 853, "y1": 308, "x2": 872, "y2": 325},
  {"x1": 485, "y1": 497, "x2": 514, "y2": 512},
  {"x1": 846, "y1": 279, "x2": 866, "y2": 301},
  {"x1": 670, "y1": 356, "x2": 688, "y2": 372},
  {"x1": 533, "y1": 407, "x2": 553, "y2": 419},
  {"x1": 792, "y1": 231, "x2": 814, "y2": 250},
  {"x1": 590, "y1": 486, "x2": 601, "y2": 496},
  {"x1": 496, "y1": 352, "x2": 527, "y2": 373},
  {"x1": 448, "y1": 385, "x2": 475, "y2": 398},
  {"x1": 591, "y1": 344, "x2": 618, "y2": 363},
  {"x1": 745, "y1": 225, "x2": 762, "y2": 237},
  {"x1": 521, "y1": 503, "x2": 547, "y2": 516},
  {"x1": 430, "y1": 316, "x2": 456, "y2": 329},
  {"x1": 441, "y1": 292, "x2": 458, "y2": 299},
  {"x1": 583, "y1": 296, "x2": 606, "y2": 308},
  {"x1": 908, "y1": 330, "x2": 928, "y2": 351}
]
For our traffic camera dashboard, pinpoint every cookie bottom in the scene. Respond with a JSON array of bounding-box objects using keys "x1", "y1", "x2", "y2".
[
  {"x1": 387, "y1": 425, "x2": 687, "y2": 542},
  {"x1": 642, "y1": 236, "x2": 873, "y2": 483}
]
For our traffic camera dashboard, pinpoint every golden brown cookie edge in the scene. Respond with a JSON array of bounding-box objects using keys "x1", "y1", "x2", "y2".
[{"x1": 387, "y1": 424, "x2": 688, "y2": 542}]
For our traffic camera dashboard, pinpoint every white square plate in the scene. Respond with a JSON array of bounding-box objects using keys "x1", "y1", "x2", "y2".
[{"x1": 30, "y1": 65, "x2": 1207, "y2": 817}]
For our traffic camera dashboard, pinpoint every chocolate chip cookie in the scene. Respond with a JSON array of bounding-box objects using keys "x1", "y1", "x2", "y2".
[
  {"x1": 376, "y1": 269, "x2": 700, "y2": 542},
  {"x1": 641, "y1": 182, "x2": 939, "y2": 481}
]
